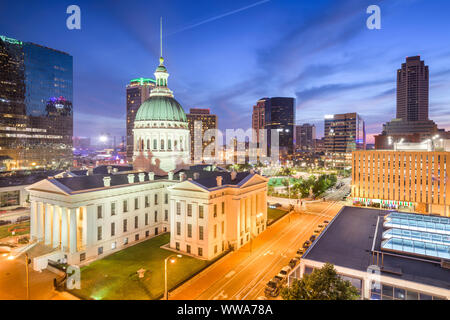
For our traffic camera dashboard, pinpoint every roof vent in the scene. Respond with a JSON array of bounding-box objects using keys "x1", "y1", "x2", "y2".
[
  {"x1": 230, "y1": 171, "x2": 237, "y2": 181},
  {"x1": 216, "y1": 176, "x2": 223, "y2": 187},
  {"x1": 149, "y1": 172, "x2": 155, "y2": 181},
  {"x1": 168, "y1": 171, "x2": 174, "y2": 180},
  {"x1": 193, "y1": 172, "x2": 200, "y2": 180},
  {"x1": 86, "y1": 168, "x2": 93, "y2": 176},
  {"x1": 107, "y1": 166, "x2": 112, "y2": 174},
  {"x1": 127, "y1": 174, "x2": 135, "y2": 184},
  {"x1": 138, "y1": 172, "x2": 146, "y2": 182},
  {"x1": 113, "y1": 168, "x2": 119, "y2": 174},
  {"x1": 103, "y1": 176, "x2": 111, "y2": 187},
  {"x1": 180, "y1": 172, "x2": 187, "y2": 181}
]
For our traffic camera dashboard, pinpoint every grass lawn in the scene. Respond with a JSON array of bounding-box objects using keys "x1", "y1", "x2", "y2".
[
  {"x1": 267, "y1": 207, "x2": 288, "y2": 223},
  {"x1": 71, "y1": 233, "x2": 209, "y2": 300},
  {"x1": 0, "y1": 221, "x2": 30, "y2": 240}
]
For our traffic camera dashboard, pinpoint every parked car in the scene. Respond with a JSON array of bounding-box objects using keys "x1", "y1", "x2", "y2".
[
  {"x1": 289, "y1": 258, "x2": 299, "y2": 268},
  {"x1": 323, "y1": 220, "x2": 330, "y2": 224},
  {"x1": 318, "y1": 224, "x2": 324, "y2": 229},
  {"x1": 0, "y1": 220, "x2": 11, "y2": 226},
  {"x1": 303, "y1": 241, "x2": 311, "y2": 249},
  {"x1": 296, "y1": 248, "x2": 305, "y2": 255},
  {"x1": 264, "y1": 278, "x2": 282, "y2": 298},
  {"x1": 310, "y1": 235, "x2": 317, "y2": 242},
  {"x1": 16, "y1": 216, "x2": 30, "y2": 223},
  {"x1": 313, "y1": 229, "x2": 320, "y2": 234},
  {"x1": 277, "y1": 266, "x2": 292, "y2": 283}
]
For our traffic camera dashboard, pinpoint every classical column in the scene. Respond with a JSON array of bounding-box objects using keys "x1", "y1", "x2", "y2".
[
  {"x1": 61, "y1": 207, "x2": 69, "y2": 251},
  {"x1": 240, "y1": 199, "x2": 245, "y2": 234},
  {"x1": 252, "y1": 193, "x2": 257, "y2": 235},
  {"x1": 69, "y1": 208, "x2": 78, "y2": 254},
  {"x1": 85, "y1": 205, "x2": 96, "y2": 248},
  {"x1": 52, "y1": 206, "x2": 61, "y2": 248},
  {"x1": 30, "y1": 201, "x2": 37, "y2": 241},
  {"x1": 44, "y1": 203, "x2": 52, "y2": 245},
  {"x1": 37, "y1": 202, "x2": 44, "y2": 242}
]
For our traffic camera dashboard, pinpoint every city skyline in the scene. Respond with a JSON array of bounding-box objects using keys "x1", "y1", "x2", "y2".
[{"x1": 2, "y1": 0, "x2": 450, "y2": 145}]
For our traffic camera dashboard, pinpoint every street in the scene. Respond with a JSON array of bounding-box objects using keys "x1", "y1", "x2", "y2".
[
  {"x1": 170, "y1": 201, "x2": 343, "y2": 300},
  {"x1": 0, "y1": 253, "x2": 77, "y2": 300}
]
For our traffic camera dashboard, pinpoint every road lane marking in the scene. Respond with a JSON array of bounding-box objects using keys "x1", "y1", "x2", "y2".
[{"x1": 240, "y1": 202, "x2": 341, "y2": 300}]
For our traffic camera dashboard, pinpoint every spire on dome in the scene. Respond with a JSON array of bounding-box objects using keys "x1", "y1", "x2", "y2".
[
  {"x1": 151, "y1": 17, "x2": 173, "y2": 97},
  {"x1": 160, "y1": 16, "x2": 164, "y2": 65}
]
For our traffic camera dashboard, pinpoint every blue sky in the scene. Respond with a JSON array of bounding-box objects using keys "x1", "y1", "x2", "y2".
[{"x1": 1, "y1": 0, "x2": 450, "y2": 143}]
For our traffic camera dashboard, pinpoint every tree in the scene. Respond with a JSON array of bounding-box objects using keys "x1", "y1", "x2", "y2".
[{"x1": 281, "y1": 263, "x2": 359, "y2": 300}]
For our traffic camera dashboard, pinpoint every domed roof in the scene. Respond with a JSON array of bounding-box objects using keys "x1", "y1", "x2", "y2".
[{"x1": 135, "y1": 96, "x2": 187, "y2": 122}]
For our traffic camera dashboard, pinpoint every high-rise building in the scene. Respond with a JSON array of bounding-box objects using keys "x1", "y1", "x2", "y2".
[
  {"x1": 186, "y1": 108, "x2": 218, "y2": 162},
  {"x1": 324, "y1": 113, "x2": 365, "y2": 168},
  {"x1": 352, "y1": 147, "x2": 450, "y2": 216},
  {"x1": 264, "y1": 97, "x2": 295, "y2": 157},
  {"x1": 126, "y1": 78, "x2": 156, "y2": 163},
  {"x1": 397, "y1": 56, "x2": 429, "y2": 122},
  {"x1": 295, "y1": 123, "x2": 316, "y2": 151},
  {"x1": 0, "y1": 35, "x2": 73, "y2": 171},
  {"x1": 375, "y1": 56, "x2": 447, "y2": 149},
  {"x1": 252, "y1": 98, "x2": 266, "y2": 146}
]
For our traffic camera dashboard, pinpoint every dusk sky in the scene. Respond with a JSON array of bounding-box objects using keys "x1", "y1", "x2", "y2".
[{"x1": 2, "y1": 0, "x2": 450, "y2": 144}]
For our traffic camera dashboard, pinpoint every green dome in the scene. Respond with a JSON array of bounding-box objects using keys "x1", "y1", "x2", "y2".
[{"x1": 135, "y1": 96, "x2": 187, "y2": 122}]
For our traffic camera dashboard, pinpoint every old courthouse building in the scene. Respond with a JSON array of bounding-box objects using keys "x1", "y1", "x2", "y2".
[{"x1": 27, "y1": 49, "x2": 268, "y2": 266}]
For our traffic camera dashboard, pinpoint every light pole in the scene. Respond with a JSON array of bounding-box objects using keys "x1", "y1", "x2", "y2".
[{"x1": 164, "y1": 254, "x2": 182, "y2": 300}]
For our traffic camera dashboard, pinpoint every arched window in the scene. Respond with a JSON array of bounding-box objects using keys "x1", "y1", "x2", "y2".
[
  {"x1": 141, "y1": 139, "x2": 144, "y2": 151},
  {"x1": 153, "y1": 139, "x2": 157, "y2": 150},
  {"x1": 147, "y1": 139, "x2": 150, "y2": 150},
  {"x1": 161, "y1": 139, "x2": 165, "y2": 150},
  {"x1": 180, "y1": 137, "x2": 183, "y2": 151},
  {"x1": 174, "y1": 140, "x2": 178, "y2": 150},
  {"x1": 168, "y1": 139, "x2": 172, "y2": 150}
]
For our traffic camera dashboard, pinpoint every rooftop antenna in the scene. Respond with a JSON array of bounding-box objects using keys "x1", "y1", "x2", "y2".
[{"x1": 160, "y1": 17, "x2": 163, "y2": 63}]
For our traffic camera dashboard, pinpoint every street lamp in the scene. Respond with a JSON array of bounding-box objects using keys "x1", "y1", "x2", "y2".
[{"x1": 164, "y1": 254, "x2": 182, "y2": 300}]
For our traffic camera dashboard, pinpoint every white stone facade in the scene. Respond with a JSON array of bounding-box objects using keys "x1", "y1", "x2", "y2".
[
  {"x1": 169, "y1": 174, "x2": 268, "y2": 260},
  {"x1": 133, "y1": 120, "x2": 190, "y2": 174},
  {"x1": 28, "y1": 177, "x2": 172, "y2": 265},
  {"x1": 26, "y1": 171, "x2": 268, "y2": 264}
]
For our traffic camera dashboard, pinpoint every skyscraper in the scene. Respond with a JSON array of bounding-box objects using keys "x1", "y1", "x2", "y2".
[
  {"x1": 324, "y1": 113, "x2": 365, "y2": 168},
  {"x1": 252, "y1": 98, "x2": 266, "y2": 146},
  {"x1": 295, "y1": 123, "x2": 316, "y2": 151},
  {"x1": 397, "y1": 56, "x2": 429, "y2": 121},
  {"x1": 375, "y1": 56, "x2": 446, "y2": 150},
  {"x1": 0, "y1": 35, "x2": 73, "y2": 171},
  {"x1": 126, "y1": 78, "x2": 156, "y2": 163},
  {"x1": 186, "y1": 108, "x2": 218, "y2": 162},
  {"x1": 264, "y1": 97, "x2": 295, "y2": 157}
]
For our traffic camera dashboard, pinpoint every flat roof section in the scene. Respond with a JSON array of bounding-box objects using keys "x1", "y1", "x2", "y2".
[{"x1": 303, "y1": 207, "x2": 450, "y2": 290}]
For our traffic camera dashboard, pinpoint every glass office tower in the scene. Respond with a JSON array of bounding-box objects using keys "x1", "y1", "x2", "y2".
[
  {"x1": 0, "y1": 35, "x2": 73, "y2": 171},
  {"x1": 264, "y1": 97, "x2": 295, "y2": 157}
]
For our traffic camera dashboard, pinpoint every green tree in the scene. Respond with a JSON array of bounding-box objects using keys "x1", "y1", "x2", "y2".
[{"x1": 281, "y1": 263, "x2": 359, "y2": 300}]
